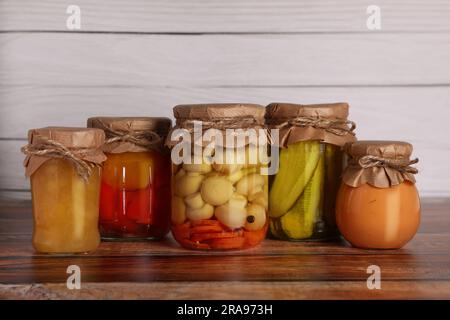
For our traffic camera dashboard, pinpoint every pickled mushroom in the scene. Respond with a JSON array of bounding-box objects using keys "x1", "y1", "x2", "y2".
[
  {"x1": 245, "y1": 203, "x2": 267, "y2": 231},
  {"x1": 201, "y1": 176, "x2": 234, "y2": 206},
  {"x1": 175, "y1": 174, "x2": 204, "y2": 197},
  {"x1": 186, "y1": 203, "x2": 214, "y2": 221},
  {"x1": 171, "y1": 196, "x2": 186, "y2": 225}
]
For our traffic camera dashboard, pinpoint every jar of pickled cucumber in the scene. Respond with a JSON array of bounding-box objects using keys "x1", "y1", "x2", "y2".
[
  {"x1": 88, "y1": 117, "x2": 172, "y2": 240},
  {"x1": 336, "y1": 141, "x2": 420, "y2": 249},
  {"x1": 167, "y1": 104, "x2": 269, "y2": 250},
  {"x1": 266, "y1": 103, "x2": 357, "y2": 241},
  {"x1": 21, "y1": 127, "x2": 107, "y2": 253}
]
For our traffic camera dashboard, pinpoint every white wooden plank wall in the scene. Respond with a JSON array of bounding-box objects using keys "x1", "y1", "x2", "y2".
[{"x1": 1, "y1": 0, "x2": 449, "y2": 199}]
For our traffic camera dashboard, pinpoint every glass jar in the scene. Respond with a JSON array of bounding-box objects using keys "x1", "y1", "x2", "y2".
[
  {"x1": 266, "y1": 103, "x2": 356, "y2": 241},
  {"x1": 88, "y1": 117, "x2": 172, "y2": 240},
  {"x1": 336, "y1": 141, "x2": 420, "y2": 249},
  {"x1": 22, "y1": 127, "x2": 106, "y2": 253},
  {"x1": 167, "y1": 104, "x2": 269, "y2": 250}
]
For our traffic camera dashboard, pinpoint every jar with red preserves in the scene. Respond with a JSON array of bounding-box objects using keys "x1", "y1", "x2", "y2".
[
  {"x1": 88, "y1": 117, "x2": 172, "y2": 240},
  {"x1": 336, "y1": 141, "x2": 420, "y2": 249}
]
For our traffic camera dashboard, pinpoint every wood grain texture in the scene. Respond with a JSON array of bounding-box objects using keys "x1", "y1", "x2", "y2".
[
  {"x1": 1, "y1": 0, "x2": 450, "y2": 33},
  {"x1": 0, "y1": 199, "x2": 449, "y2": 299},
  {"x1": 2, "y1": 86, "x2": 450, "y2": 139},
  {"x1": 1, "y1": 233, "x2": 450, "y2": 257},
  {"x1": 2, "y1": 281, "x2": 450, "y2": 300},
  {"x1": 0, "y1": 140, "x2": 29, "y2": 192},
  {"x1": 2, "y1": 255, "x2": 450, "y2": 283},
  {"x1": 1, "y1": 33, "x2": 450, "y2": 87}
]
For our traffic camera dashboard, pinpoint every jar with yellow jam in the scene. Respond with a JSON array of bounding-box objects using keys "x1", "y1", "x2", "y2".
[
  {"x1": 22, "y1": 127, "x2": 106, "y2": 253},
  {"x1": 88, "y1": 117, "x2": 172, "y2": 240},
  {"x1": 167, "y1": 104, "x2": 269, "y2": 250},
  {"x1": 336, "y1": 141, "x2": 420, "y2": 249}
]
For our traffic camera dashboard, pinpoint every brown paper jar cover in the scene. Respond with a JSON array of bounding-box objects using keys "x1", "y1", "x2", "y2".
[
  {"x1": 88, "y1": 117, "x2": 172, "y2": 153},
  {"x1": 167, "y1": 103, "x2": 266, "y2": 147},
  {"x1": 342, "y1": 140, "x2": 418, "y2": 188},
  {"x1": 23, "y1": 127, "x2": 106, "y2": 178},
  {"x1": 265, "y1": 102, "x2": 357, "y2": 147}
]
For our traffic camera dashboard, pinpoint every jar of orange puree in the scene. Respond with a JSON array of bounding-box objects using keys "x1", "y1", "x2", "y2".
[{"x1": 336, "y1": 141, "x2": 420, "y2": 249}]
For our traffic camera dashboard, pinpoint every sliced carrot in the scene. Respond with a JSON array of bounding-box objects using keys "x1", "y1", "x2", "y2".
[
  {"x1": 244, "y1": 224, "x2": 268, "y2": 247},
  {"x1": 190, "y1": 224, "x2": 225, "y2": 234},
  {"x1": 172, "y1": 221, "x2": 191, "y2": 239},
  {"x1": 179, "y1": 238, "x2": 211, "y2": 250},
  {"x1": 172, "y1": 221, "x2": 191, "y2": 230},
  {"x1": 207, "y1": 236, "x2": 246, "y2": 250},
  {"x1": 191, "y1": 219, "x2": 221, "y2": 227},
  {"x1": 190, "y1": 230, "x2": 243, "y2": 243}
]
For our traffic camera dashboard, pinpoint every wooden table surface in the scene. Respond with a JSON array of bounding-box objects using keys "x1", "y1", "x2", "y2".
[{"x1": 1, "y1": 198, "x2": 449, "y2": 300}]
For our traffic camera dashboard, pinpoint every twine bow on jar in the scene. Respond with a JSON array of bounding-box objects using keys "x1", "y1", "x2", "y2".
[
  {"x1": 272, "y1": 116, "x2": 356, "y2": 137},
  {"x1": 357, "y1": 155, "x2": 419, "y2": 174},
  {"x1": 96, "y1": 119, "x2": 162, "y2": 150},
  {"x1": 170, "y1": 116, "x2": 267, "y2": 147},
  {"x1": 21, "y1": 138, "x2": 100, "y2": 181},
  {"x1": 176, "y1": 116, "x2": 260, "y2": 131}
]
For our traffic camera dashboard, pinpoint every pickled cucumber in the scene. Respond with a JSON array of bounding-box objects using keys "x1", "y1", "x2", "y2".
[
  {"x1": 269, "y1": 218, "x2": 286, "y2": 239},
  {"x1": 323, "y1": 144, "x2": 343, "y2": 232},
  {"x1": 280, "y1": 154, "x2": 324, "y2": 240},
  {"x1": 269, "y1": 141, "x2": 321, "y2": 218}
]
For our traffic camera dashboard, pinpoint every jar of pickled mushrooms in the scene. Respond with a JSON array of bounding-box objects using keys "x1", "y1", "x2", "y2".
[{"x1": 167, "y1": 104, "x2": 269, "y2": 250}]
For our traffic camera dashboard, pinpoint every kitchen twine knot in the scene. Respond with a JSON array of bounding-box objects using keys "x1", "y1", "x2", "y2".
[
  {"x1": 173, "y1": 116, "x2": 270, "y2": 145},
  {"x1": 358, "y1": 155, "x2": 419, "y2": 174},
  {"x1": 272, "y1": 116, "x2": 356, "y2": 136},
  {"x1": 21, "y1": 138, "x2": 99, "y2": 181},
  {"x1": 176, "y1": 116, "x2": 260, "y2": 131},
  {"x1": 96, "y1": 119, "x2": 162, "y2": 149}
]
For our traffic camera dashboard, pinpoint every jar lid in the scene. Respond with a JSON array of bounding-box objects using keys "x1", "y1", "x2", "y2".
[
  {"x1": 266, "y1": 102, "x2": 350, "y2": 120},
  {"x1": 173, "y1": 103, "x2": 265, "y2": 126},
  {"x1": 87, "y1": 117, "x2": 172, "y2": 153},
  {"x1": 28, "y1": 127, "x2": 105, "y2": 149},
  {"x1": 265, "y1": 102, "x2": 356, "y2": 147},
  {"x1": 167, "y1": 104, "x2": 266, "y2": 148},
  {"x1": 87, "y1": 117, "x2": 172, "y2": 135},
  {"x1": 23, "y1": 127, "x2": 106, "y2": 179},
  {"x1": 343, "y1": 140, "x2": 418, "y2": 188},
  {"x1": 345, "y1": 140, "x2": 413, "y2": 159}
]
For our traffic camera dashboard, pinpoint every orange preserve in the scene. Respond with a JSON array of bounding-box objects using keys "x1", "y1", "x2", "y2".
[
  {"x1": 88, "y1": 117, "x2": 172, "y2": 240},
  {"x1": 22, "y1": 127, "x2": 106, "y2": 253},
  {"x1": 336, "y1": 141, "x2": 420, "y2": 249},
  {"x1": 167, "y1": 104, "x2": 269, "y2": 250}
]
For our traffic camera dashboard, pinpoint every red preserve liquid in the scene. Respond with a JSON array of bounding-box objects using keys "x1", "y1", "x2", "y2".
[{"x1": 99, "y1": 151, "x2": 171, "y2": 239}]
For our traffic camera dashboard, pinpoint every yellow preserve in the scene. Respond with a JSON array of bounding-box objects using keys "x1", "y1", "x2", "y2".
[
  {"x1": 31, "y1": 159, "x2": 101, "y2": 253},
  {"x1": 22, "y1": 127, "x2": 106, "y2": 254}
]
